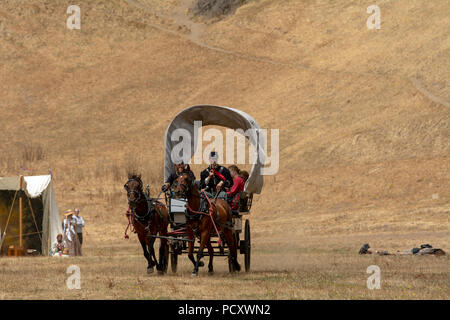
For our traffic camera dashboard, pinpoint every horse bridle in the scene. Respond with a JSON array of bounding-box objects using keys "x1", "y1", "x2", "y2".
[
  {"x1": 124, "y1": 178, "x2": 143, "y2": 202},
  {"x1": 172, "y1": 174, "x2": 207, "y2": 224},
  {"x1": 172, "y1": 172, "x2": 198, "y2": 199},
  {"x1": 124, "y1": 177, "x2": 145, "y2": 210},
  {"x1": 172, "y1": 178, "x2": 189, "y2": 198}
]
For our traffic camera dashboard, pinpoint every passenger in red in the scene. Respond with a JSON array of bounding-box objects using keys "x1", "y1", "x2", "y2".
[{"x1": 226, "y1": 165, "x2": 247, "y2": 210}]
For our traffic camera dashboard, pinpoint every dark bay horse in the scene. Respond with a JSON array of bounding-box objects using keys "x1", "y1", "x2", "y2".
[
  {"x1": 124, "y1": 174, "x2": 169, "y2": 274},
  {"x1": 172, "y1": 170, "x2": 241, "y2": 276}
]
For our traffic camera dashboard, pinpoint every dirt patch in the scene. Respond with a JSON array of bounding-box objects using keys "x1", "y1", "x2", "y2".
[{"x1": 192, "y1": 0, "x2": 247, "y2": 19}]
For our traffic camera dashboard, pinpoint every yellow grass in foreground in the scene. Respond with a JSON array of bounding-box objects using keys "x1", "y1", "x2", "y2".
[{"x1": 1, "y1": 232, "x2": 448, "y2": 299}]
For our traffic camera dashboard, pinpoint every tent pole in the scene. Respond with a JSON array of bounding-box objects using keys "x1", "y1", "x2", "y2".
[
  {"x1": 19, "y1": 175, "x2": 23, "y2": 249},
  {"x1": 27, "y1": 196, "x2": 42, "y2": 243}
]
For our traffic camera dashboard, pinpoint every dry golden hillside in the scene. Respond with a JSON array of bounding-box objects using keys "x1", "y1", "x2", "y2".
[{"x1": 0, "y1": 0, "x2": 448, "y2": 299}]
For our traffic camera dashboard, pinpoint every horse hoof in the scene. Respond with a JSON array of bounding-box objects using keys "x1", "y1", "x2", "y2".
[
  {"x1": 191, "y1": 273, "x2": 198, "y2": 277},
  {"x1": 157, "y1": 270, "x2": 164, "y2": 275},
  {"x1": 208, "y1": 271, "x2": 214, "y2": 276},
  {"x1": 147, "y1": 267, "x2": 154, "y2": 274},
  {"x1": 198, "y1": 261, "x2": 204, "y2": 267}
]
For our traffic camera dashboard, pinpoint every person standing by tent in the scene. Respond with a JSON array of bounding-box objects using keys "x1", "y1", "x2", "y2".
[
  {"x1": 73, "y1": 208, "x2": 85, "y2": 247},
  {"x1": 63, "y1": 210, "x2": 82, "y2": 256}
]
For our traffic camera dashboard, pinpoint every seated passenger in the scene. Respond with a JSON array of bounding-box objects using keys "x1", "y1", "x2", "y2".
[
  {"x1": 240, "y1": 170, "x2": 249, "y2": 183},
  {"x1": 162, "y1": 159, "x2": 196, "y2": 192},
  {"x1": 226, "y1": 165, "x2": 246, "y2": 210},
  {"x1": 200, "y1": 151, "x2": 233, "y2": 201}
]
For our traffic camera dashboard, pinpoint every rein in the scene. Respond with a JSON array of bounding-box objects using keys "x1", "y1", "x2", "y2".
[
  {"x1": 135, "y1": 192, "x2": 154, "y2": 220},
  {"x1": 124, "y1": 209, "x2": 134, "y2": 239},
  {"x1": 186, "y1": 190, "x2": 223, "y2": 247}
]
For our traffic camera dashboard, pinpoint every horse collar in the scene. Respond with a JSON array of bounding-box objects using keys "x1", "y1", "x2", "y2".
[{"x1": 134, "y1": 192, "x2": 153, "y2": 221}]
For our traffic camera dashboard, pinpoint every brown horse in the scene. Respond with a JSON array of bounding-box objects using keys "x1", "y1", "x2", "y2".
[
  {"x1": 172, "y1": 170, "x2": 241, "y2": 276},
  {"x1": 124, "y1": 174, "x2": 169, "y2": 274}
]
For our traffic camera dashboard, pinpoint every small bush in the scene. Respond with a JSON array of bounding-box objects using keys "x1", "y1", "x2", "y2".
[
  {"x1": 192, "y1": 0, "x2": 247, "y2": 19},
  {"x1": 22, "y1": 144, "x2": 45, "y2": 162},
  {"x1": 111, "y1": 163, "x2": 122, "y2": 182}
]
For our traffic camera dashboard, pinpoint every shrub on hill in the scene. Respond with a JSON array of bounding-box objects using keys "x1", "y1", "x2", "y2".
[{"x1": 192, "y1": 0, "x2": 247, "y2": 19}]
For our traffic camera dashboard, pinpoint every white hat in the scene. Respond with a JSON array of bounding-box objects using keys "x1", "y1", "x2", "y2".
[
  {"x1": 209, "y1": 151, "x2": 218, "y2": 162},
  {"x1": 65, "y1": 209, "x2": 74, "y2": 217}
]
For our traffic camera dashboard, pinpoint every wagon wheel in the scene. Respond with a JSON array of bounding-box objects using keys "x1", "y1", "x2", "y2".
[
  {"x1": 244, "y1": 219, "x2": 251, "y2": 272},
  {"x1": 228, "y1": 232, "x2": 239, "y2": 273},
  {"x1": 170, "y1": 244, "x2": 178, "y2": 273}
]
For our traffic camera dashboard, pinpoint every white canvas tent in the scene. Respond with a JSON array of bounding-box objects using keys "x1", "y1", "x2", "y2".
[{"x1": 0, "y1": 175, "x2": 61, "y2": 255}]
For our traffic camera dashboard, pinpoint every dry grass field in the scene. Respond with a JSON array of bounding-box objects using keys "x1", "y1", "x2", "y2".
[
  {"x1": 1, "y1": 233, "x2": 448, "y2": 299},
  {"x1": 0, "y1": 0, "x2": 449, "y2": 299}
]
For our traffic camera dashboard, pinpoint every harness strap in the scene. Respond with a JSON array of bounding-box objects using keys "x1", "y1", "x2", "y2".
[
  {"x1": 125, "y1": 193, "x2": 155, "y2": 239},
  {"x1": 186, "y1": 190, "x2": 223, "y2": 247},
  {"x1": 124, "y1": 209, "x2": 134, "y2": 239}
]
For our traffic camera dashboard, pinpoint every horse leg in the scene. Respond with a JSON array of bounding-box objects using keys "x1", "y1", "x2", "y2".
[
  {"x1": 139, "y1": 237, "x2": 153, "y2": 274},
  {"x1": 187, "y1": 223, "x2": 204, "y2": 269},
  {"x1": 156, "y1": 209, "x2": 169, "y2": 274},
  {"x1": 206, "y1": 240, "x2": 214, "y2": 275},
  {"x1": 147, "y1": 237, "x2": 158, "y2": 273},
  {"x1": 223, "y1": 228, "x2": 241, "y2": 272},
  {"x1": 158, "y1": 237, "x2": 168, "y2": 274},
  {"x1": 193, "y1": 230, "x2": 209, "y2": 276},
  {"x1": 187, "y1": 224, "x2": 197, "y2": 268}
]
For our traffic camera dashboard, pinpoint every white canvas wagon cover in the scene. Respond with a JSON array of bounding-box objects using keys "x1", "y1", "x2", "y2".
[{"x1": 164, "y1": 105, "x2": 265, "y2": 194}]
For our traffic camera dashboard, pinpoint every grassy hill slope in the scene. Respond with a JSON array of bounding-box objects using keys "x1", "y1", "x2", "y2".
[{"x1": 0, "y1": 0, "x2": 448, "y2": 244}]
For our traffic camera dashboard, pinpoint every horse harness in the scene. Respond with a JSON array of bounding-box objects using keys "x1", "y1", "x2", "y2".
[
  {"x1": 126, "y1": 183, "x2": 164, "y2": 235},
  {"x1": 175, "y1": 175, "x2": 233, "y2": 231},
  {"x1": 184, "y1": 191, "x2": 233, "y2": 245}
]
